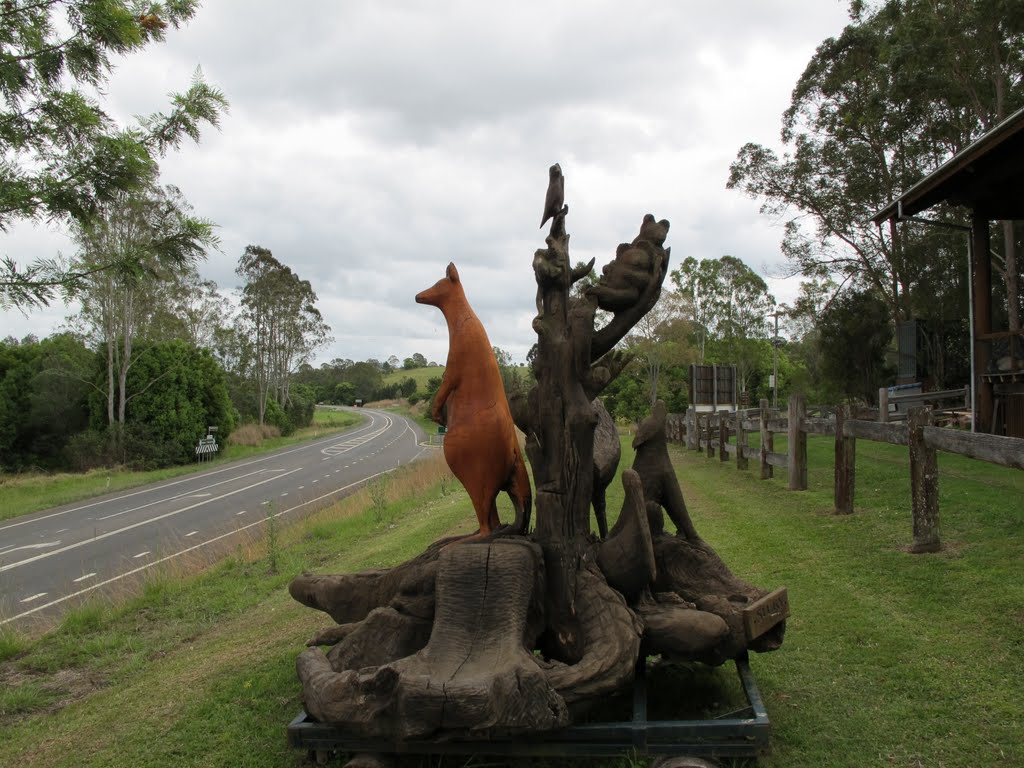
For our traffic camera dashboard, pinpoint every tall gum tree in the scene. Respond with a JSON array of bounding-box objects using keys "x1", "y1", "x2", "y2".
[
  {"x1": 72, "y1": 183, "x2": 216, "y2": 448},
  {"x1": 235, "y1": 246, "x2": 331, "y2": 425},
  {"x1": 729, "y1": 0, "x2": 1024, "y2": 359}
]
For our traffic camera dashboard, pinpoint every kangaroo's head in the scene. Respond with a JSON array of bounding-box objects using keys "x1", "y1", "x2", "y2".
[{"x1": 415, "y1": 262, "x2": 463, "y2": 309}]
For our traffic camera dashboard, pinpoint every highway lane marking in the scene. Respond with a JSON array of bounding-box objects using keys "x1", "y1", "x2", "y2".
[
  {"x1": 0, "y1": 541, "x2": 61, "y2": 555},
  {"x1": 0, "y1": 409, "x2": 384, "y2": 532},
  {"x1": 186, "y1": 531, "x2": 198, "y2": 537},
  {"x1": 320, "y1": 414, "x2": 393, "y2": 457},
  {"x1": 20, "y1": 593, "x2": 47, "y2": 603},
  {"x1": 73, "y1": 573, "x2": 96, "y2": 583},
  {"x1": 0, "y1": 463, "x2": 409, "y2": 627},
  {"x1": 93, "y1": 467, "x2": 285, "y2": 522},
  {"x1": 134, "y1": 551, "x2": 150, "y2": 558},
  {"x1": 0, "y1": 467, "x2": 302, "y2": 575},
  {"x1": 236, "y1": 510, "x2": 247, "y2": 515}
]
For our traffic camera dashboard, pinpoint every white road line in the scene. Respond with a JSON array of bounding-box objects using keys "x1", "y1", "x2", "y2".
[
  {"x1": 236, "y1": 510, "x2": 247, "y2": 516},
  {"x1": 186, "y1": 531, "x2": 198, "y2": 537},
  {"x1": 94, "y1": 466, "x2": 277, "y2": 522},
  {"x1": 0, "y1": 541, "x2": 61, "y2": 555},
  {"x1": 0, "y1": 463, "x2": 405, "y2": 627},
  {"x1": 73, "y1": 573, "x2": 96, "y2": 583},
  {"x1": 134, "y1": 551, "x2": 150, "y2": 558},
  {"x1": 0, "y1": 409, "x2": 376, "y2": 532},
  {"x1": 0, "y1": 467, "x2": 303, "y2": 575},
  {"x1": 20, "y1": 593, "x2": 47, "y2": 603}
]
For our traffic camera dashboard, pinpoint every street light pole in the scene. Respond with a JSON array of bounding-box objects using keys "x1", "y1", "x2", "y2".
[{"x1": 772, "y1": 310, "x2": 779, "y2": 409}]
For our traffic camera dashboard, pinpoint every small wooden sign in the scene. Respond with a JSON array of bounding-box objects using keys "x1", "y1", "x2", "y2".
[{"x1": 742, "y1": 587, "x2": 789, "y2": 642}]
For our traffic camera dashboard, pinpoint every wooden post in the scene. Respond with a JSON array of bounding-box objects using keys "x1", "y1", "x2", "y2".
[
  {"x1": 759, "y1": 398, "x2": 773, "y2": 480},
  {"x1": 737, "y1": 409, "x2": 749, "y2": 471},
  {"x1": 719, "y1": 413, "x2": 729, "y2": 462},
  {"x1": 878, "y1": 387, "x2": 889, "y2": 423},
  {"x1": 685, "y1": 407, "x2": 697, "y2": 450},
  {"x1": 788, "y1": 394, "x2": 807, "y2": 490},
  {"x1": 706, "y1": 413, "x2": 716, "y2": 459},
  {"x1": 972, "y1": 213, "x2": 993, "y2": 433},
  {"x1": 834, "y1": 404, "x2": 855, "y2": 514},
  {"x1": 908, "y1": 407, "x2": 941, "y2": 553}
]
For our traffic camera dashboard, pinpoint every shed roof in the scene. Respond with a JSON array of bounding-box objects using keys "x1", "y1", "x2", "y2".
[{"x1": 872, "y1": 106, "x2": 1024, "y2": 224}]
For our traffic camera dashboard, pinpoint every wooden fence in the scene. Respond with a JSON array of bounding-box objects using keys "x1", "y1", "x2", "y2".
[{"x1": 667, "y1": 393, "x2": 1024, "y2": 553}]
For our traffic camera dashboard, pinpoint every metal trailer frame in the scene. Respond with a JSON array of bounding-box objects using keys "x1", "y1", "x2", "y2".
[{"x1": 287, "y1": 653, "x2": 770, "y2": 764}]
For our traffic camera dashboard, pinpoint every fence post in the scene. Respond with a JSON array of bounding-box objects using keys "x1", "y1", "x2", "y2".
[
  {"x1": 878, "y1": 387, "x2": 889, "y2": 423},
  {"x1": 834, "y1": 404, "x2": 855, "y2": 514},
  {"x1": 737, "y1": 409, "x2": 749, "y2": 471},
  {"x1": 686, "y1": 407, "x2": 697, "y2": 450},
  {"x1": 908, "y1": 407, "x2": 941, "y2": 553},
  {"x1": 788, "y1": 394, "x2": 808, "y2": 490},
  {"x1": 759, "y1": 398, "x2": 773, "y2": 480},
  {"x1": 706, "y1": 413, "x2": 716, "y2": 459},
  {"x1": 719, "y1": 413, "x2": 729, "y2": 462}
]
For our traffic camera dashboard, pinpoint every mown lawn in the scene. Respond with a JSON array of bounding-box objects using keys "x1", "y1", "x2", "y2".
[
  {"x1": 0, "y1": 433, "x2": 1021, "y2": 767},
  {"x1": 0, "y1": 408, "x2": 363, "y2": 523}
]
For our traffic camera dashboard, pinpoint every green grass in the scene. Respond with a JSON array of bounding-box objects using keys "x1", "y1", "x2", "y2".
[
  {"x1": 0, "y1": 434, "x2": 1021, "y2": 767},
  {"x1": 382, "y1": 365, "x2": 445, "y2": 390},
  {"x1": 0, "y1": 408, "x2": 364, "y2": 522}
]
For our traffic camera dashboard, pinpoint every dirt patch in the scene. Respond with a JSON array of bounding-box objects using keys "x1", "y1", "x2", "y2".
[{"x1": 0, "y1": 664, "x2": 106, "y2": 725}]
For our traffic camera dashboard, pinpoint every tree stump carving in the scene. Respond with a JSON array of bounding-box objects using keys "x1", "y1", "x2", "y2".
[{"x1": 291, "y1": 166, "x2": 786, "y2": 739}]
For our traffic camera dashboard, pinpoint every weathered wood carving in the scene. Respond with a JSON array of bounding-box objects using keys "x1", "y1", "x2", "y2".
[
  {"x1": 290, "y1": 166, "x2": 786, "y2": 745},
  {"x1": 414, "y1": 262, "x2": 531, "y2": 537}
]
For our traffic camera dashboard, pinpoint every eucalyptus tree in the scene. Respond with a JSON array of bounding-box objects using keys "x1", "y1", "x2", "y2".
[
  {"x1": 728, "y1": 0, "x2": 1024, "y2": 334},
  {"x1": 670, "y1": 255, "x2": 774, "y2": 395},
  {"x1": 0, "y1": 0, "x2": 227, "y2": 308},
  {"x1": 72, "y1": 184, "x2": 217, "y2": 439},
  {"x1": 235, "y1": 246, "x2": 331, "y2": 425},
  {"x1": 624, "y1": 289, "x2": 693, "y2": 406}
]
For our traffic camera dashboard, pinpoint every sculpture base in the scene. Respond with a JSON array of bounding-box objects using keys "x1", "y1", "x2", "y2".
[{"x1": 287, "y1": 654, "x2": 770, "y2": 763}]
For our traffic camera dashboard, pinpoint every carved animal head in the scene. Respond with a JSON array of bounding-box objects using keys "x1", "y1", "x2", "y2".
[{"x1": 415, "y1": 262, "x2": 464, "y2": 308}]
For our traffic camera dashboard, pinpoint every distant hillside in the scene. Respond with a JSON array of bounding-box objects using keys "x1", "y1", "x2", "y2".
[{"x1": 382, "y1": 366, "x2": 445, "y2": 391}]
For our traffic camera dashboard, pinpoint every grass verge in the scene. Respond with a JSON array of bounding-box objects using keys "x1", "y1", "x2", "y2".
[
  {"x1": 0, "y1": 434, "x2": 1020, "y2": 767},
  {"x1": 0, "y1": 408, "x2": 363, "y2": 523}
]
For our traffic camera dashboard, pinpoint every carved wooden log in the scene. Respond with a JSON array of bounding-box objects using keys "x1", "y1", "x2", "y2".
[
  {"x1": 289, "y1": 537, "x2": 454, "y2": 625},
  {"x1": 597, "y1": 469, "x2": 656, "y2": 601},
  {"x1": 541, "y1": 567, "x2": 643, "y2": 708},
  {"x1": 635, "y1": 591, "x2": 729, "y2": 662},
  {"x1": 652, "y1": 535, "x2": 785, "y2": 662},
  {"x1": 296, "y1": 540, "x2": 567, "y2": 739}
]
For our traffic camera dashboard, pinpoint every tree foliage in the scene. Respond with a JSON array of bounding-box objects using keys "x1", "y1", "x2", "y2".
[
  {"x1": 83, "y1": 339, "x2": 235, "y2": 468},
  {"x1": 728, "y1": 0, "x2": 1024, "y2": 344},
  {"x1": 71, "y1": 183, "x2": 217, "y2": 442},
  {"x1": 816, "y1": 288, "x2": 894, "y2": 402},
  {"x1": 235, "y1": 246, "x2": 331, "y2": 425},
  {"x1": 0, "y1": 0, "x2": 227, "y2": 308}
]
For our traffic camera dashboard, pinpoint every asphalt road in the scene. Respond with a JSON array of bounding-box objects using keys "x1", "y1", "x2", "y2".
[{"x1": 0, "y1": 408, "x2": 432, "y2": 628}]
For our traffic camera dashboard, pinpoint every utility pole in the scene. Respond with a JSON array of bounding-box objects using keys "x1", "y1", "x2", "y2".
[{"x1": 771, "y1": 309, "x2": 781, "y2": 409}]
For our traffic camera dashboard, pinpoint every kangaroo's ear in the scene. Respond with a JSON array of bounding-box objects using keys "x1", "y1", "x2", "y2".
[{"x1": 446, "y1": 262, "x2": 460, "y2": 283}]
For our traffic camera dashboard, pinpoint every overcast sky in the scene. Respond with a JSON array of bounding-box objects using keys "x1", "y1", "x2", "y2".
[{"x1": 2, "y1": 1, "x2": 852, "y2": 366}]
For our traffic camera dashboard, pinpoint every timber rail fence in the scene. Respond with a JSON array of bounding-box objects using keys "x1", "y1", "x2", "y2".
[{"x1": 667, "y1": 389, "x2": 1024, "y2": 553}]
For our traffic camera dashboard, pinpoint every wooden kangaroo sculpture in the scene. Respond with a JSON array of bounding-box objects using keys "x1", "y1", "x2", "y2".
[{"x1": 415, "y1": 262, "x2": 532, "y2": 538}]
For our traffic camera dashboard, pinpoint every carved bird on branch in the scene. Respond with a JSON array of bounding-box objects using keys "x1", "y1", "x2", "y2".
[{"x1": 540, "y1": 163, "x2": 564, "y2": 229}]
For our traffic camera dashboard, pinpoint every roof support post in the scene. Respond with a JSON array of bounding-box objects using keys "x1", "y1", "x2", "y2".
[{"x1": 972, "y1": 212, "x2": 993, "y2": 433}]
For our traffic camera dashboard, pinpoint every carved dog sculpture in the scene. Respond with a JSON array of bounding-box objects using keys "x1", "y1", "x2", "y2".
[{"x1": 415, "y1": 263, "x2": 532, "y2": 538}]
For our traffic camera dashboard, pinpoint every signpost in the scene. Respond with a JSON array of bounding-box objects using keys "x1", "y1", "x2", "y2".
[{"x1": 195, "y1": 430, "x2": 219, "y2": 462}]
